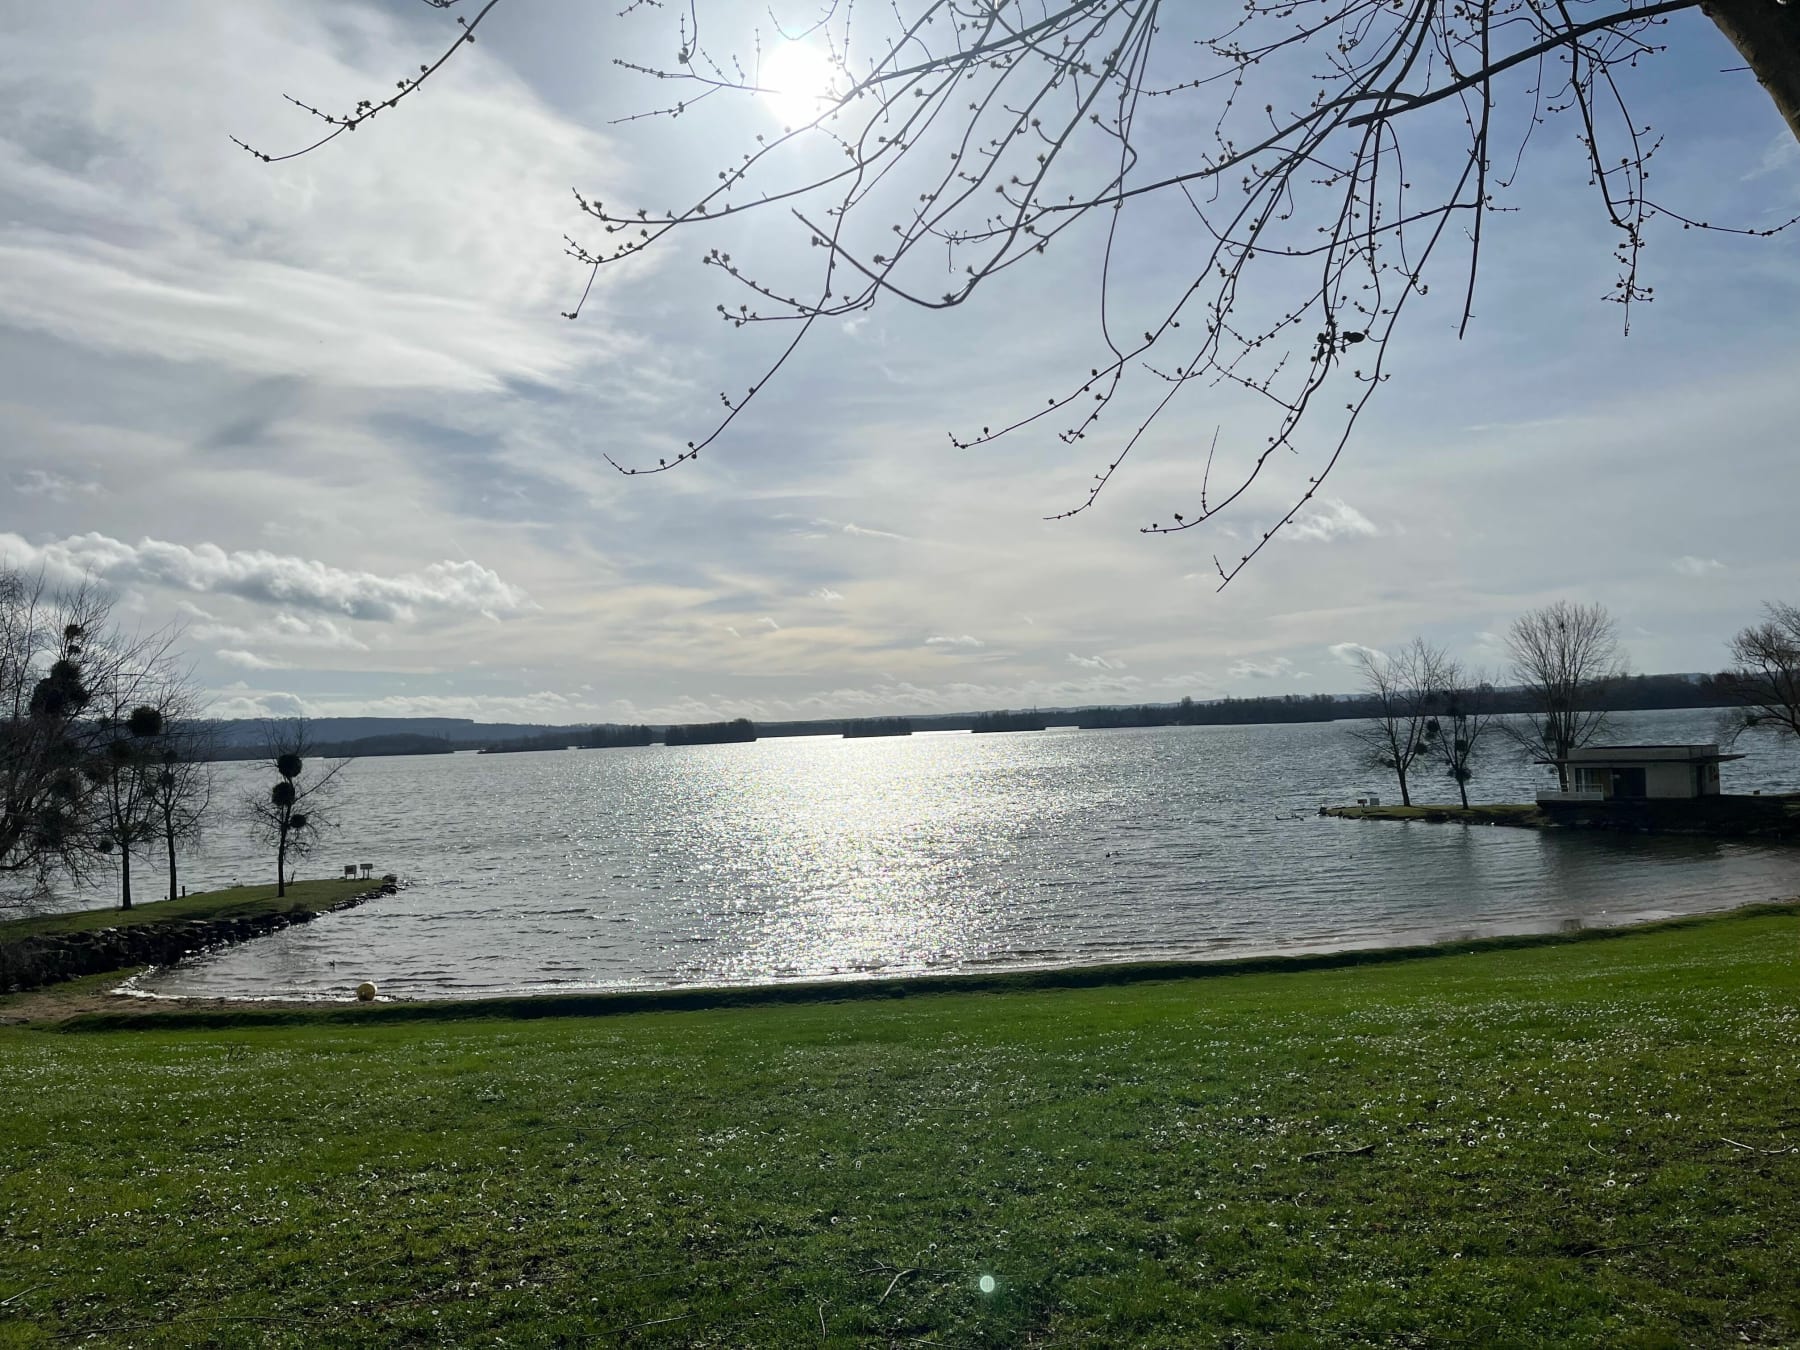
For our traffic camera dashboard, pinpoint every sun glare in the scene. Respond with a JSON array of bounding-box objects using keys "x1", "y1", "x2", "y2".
[{"x1": 758, "y1": 42, "x2": 839, "y2": 130}]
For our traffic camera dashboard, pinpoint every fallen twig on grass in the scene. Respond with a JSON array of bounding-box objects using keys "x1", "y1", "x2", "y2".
[
  {"x1": 879, "y1": 1268, "x2": 917, "y2": 1303},
  {"x1": 1, "y1": 1285, "x2": 41, "y2": 1307},
  {"x1": 599, "y1": 1312, "x2": 692, "y2": 1336},
  {"x1": 56, "y1": 1316, "x2": 295, "y2": 1341},
  {"x1": 1720, "y1": 1137, "x2": 1795, "y2": 1155},
  {"x1": 1297, "y1": 1143, "x2": 1377, "y2": 1161},
  {"x1": 818, "y1": 1301, "x2": 828, "y2": 1340}
]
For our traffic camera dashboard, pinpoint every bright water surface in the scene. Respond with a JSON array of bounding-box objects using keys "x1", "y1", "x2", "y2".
[{"x1": 102, "y1": 708, "x2": 1799, "y2": 1000}]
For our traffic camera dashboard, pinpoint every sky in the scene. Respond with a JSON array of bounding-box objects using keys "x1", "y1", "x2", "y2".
[{"x1": 0, "y1": 0, "x2": 1796, "y2": 726}]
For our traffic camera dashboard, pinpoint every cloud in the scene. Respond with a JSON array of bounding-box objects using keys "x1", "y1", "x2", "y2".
[
  {"x1": 180, "y1": 604, "x2": 370, "y2": 652},
  {"x1": 1328, "y1": 641, "x2": 1384, "y2": 666},
  {"x1": 208, "y1": 691, "x2": 309, "y2": 720},
  {"x1": 2, "y1": 532, "x2": 533, "y2": 622},
  {"x1": 1672, "y1": 555, "x2": 1725, "y2": 577},
  {"x1": 841, "y1": 522, "x2": 909, "y2": 542},
  {"x1": 1228, "y1": 656, "x2": 1296, "y2": 680},
  {"x1": 1286, "y1": 498, "x2": 1381, "y2": 543},
  {"x1": 1067, "y1": 652, "x2": 1124, "y2": 670},
  {"x1": 215, "y1": 649, "x2": 284, "y2": 671},
  {"x1": 12, "y1": 469, "x2": 98, "y2": 500},
  {"x1": 925, "y1": 634, "x2": 985, "y2": 649},
  {"x1": 809, "y1": 587, "x2": 845, "y2": 602},
  {"x1": 0, "y1": 2, "x2": 628, "y2": 396}
]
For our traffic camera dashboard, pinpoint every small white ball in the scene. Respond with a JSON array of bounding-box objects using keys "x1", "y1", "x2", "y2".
[{"x1": 355, "y1": 981, "x2": 377, "y2": 1002}]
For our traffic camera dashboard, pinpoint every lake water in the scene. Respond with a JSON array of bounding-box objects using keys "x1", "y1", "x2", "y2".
[{"x1": 102, "y1": 708, "x2": 1800, "y2": 1001}]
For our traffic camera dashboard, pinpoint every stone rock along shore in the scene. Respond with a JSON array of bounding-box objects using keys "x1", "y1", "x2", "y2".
[{"x1": 0, "y1": 883, "x2": 397, "y2": 995}]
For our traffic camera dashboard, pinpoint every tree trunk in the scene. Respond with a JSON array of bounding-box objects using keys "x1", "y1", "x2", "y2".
[
  {"x1": 165, "y1": 821, "x2": 178, "y2": 904},
  {"x1": 277, "y1": 827, "x2": 287, "y2": 898},
  {"x1": 1706, "y1": 0, "x2": 1800, "y2": 145},
  {"x1": 1457, "y1": 776, "x2": 1470, "y2": 809},
  {"x1": 120, "y1": 845, "x2": 132, "y2": 911},
  {"x1": 1397, "y1": 766, "x2": 1411, "y2": 807}
]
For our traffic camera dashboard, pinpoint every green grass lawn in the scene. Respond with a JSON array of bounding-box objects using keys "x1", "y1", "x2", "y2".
[
  {"x1": 0, "y1": 879, "x2": 375, "y2": 943},
  {"x1": 1, "y1": 906, "x2": 1797, "y2": 1347}
]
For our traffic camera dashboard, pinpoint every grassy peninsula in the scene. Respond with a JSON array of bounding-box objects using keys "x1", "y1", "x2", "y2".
[
  {"x1": 1, "y1": 903, "x2": 1797, "y2": 1346},
  {"x1": 0, "y1": 878, "x2": 374, "y2": 944}
]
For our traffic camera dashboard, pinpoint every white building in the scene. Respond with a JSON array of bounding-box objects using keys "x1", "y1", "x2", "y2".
[{"x1": 1537, "y1": 744, "x2": 1744, "y2": 805}]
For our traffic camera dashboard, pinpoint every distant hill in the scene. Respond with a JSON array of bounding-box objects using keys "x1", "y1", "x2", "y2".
[
  {"x1": 195, "y1": 671, "x2": 1739, "y2": 760},
  {"x1": 203, "y1": 717, "x2": 576, "y2": 750}
]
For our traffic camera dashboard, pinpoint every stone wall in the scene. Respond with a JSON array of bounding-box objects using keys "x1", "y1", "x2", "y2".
[{"x1": 0, "y1": 883, "x2": 396, "y2": 995}]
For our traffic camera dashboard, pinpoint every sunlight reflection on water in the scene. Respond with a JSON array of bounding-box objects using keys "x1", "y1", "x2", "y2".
[{"x1": 121, "y1": 712, "x2": 1799, "y2": 1000}]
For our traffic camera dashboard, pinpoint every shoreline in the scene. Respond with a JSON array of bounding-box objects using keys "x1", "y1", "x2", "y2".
[
  {"x1": 1325, "y1": 792, "x2": 1800, "y2": 838},
  {"x1": 22, "y1": 895, "x2": 1796, "y2": 1030}
]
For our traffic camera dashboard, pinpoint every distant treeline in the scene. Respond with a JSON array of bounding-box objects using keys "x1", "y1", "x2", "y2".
[
  {"x1": 1077, "y1": 673, "x2": 1738, "y2": 731},
  {"x1": 200, "y1": 671, "x2": 1745, "y2": 763},
  {"x1": 1079, "y1": 694, "x2": 1339, "y2": 729},
  {"x1": 843, "y1": 718, "x2": 913, "y2": 738},
  {"x1": 208, "y1": 732, "x2": 456, "y2": 761},
  {"x1": 665, "y1": 719, "x2": 757, "y2": 747},
  {"x1": 971, "y1": 710, "x2": 1048, "y2": 733},
  {"x1": 584, "y1": 725, "x2": 656, "y2": 749},
  {"x1": 480, "y1": 724, "x2": 655, "y2": 754}
]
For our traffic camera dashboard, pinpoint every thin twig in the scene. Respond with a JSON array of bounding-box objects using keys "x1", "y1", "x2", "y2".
[
  {"x1": 1297, "y1": 1142, "x2": 1377, "y2": 1161},
  {"x1": 879, "y1": 1268, "x2": 917, "y2": 1303},
  {"x1": 1721, "y1": 1137, "x2": 1795, "y2": 1155},
  {"x1": 598, "y1": 1312, "x2": 693, "y2": 1336},
  {"x1": 1, "y1": 1285, "x2": 42, "y2": 1308},
  {"x1": 818, "y1": 1301, "x2": 828, "y2": 1340}
]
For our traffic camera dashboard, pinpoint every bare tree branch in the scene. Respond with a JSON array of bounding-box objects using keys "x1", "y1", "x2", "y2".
[{"x1": 236, "y1": 0, "x2": 1800, "y2": 584}]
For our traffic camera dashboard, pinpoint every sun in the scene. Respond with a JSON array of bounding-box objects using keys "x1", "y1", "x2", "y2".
[{"x1": 757, "y1": 41, "x2": 840, "y2": 130}]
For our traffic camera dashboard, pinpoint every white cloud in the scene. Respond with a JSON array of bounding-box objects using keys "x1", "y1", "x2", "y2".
[
  {"x1": 1286, "y1": 498, "x2": 1381, "y2": 543},
  {"x1": 1328, "y1": 641, "x2": 1384, "y2": 667},
  {"x1": 842, "y1": 522, "x2": 909, "y2": 542},
  {"x1": 810, "y1": 587, "x2": 845, "y2": 602},
  {"x1": 1229, "y1": 656, "x2": 1295, "y2": 680},
  {"x1": 1, "y1": 532, "x2": 533, "y2": 622},
  {"x1": 1672, "y1": 555, "x2": 1725, "y2": 577},
  {"x1": 181, "y1": 605, "x2": 370, "y2": 653},
  {"x1": 1067, "y1": 652, "x2": 1124, "y2": 671},
  {"x1": 209, "y1": 691, "x2": 309, "y2": 720},
  {"x1": 215, "y1": 648, "x2": 285, "y2": 670},
  {"x1": 0, "y1": 2, "x2": 629, "y2": 396},
  {"x1": 925, "y1": 634, "x2": 985, "y2": 649},
  {"x1": 12, "y1": 468, "x2": 98, "y2": 500}
]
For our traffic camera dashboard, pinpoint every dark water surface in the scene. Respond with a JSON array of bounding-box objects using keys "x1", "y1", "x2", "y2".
[{"x1": 118, "y1": 710, "x2": 1797, "y2": 1000}]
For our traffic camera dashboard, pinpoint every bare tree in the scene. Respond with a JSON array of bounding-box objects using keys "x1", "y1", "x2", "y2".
[
  {"x1": 3, "y1": 569, "x2": 97, "y2": 889},
  {"x1": 1346, "y1": 638, "x2": 1449, "y2": 806},
  {"x1": 1429, "y1": 666, "x2": 1500, "y2": 808},
  {"x1": 237, "y1": 2, "x2": 1799, "y2": 584},
  {"x1": 148, "y1": 726, "x2": 214, "y2": 905},
  {"x1": 1, "y1": 567, "x2": 187, "y2": 897},
  {"x1": 244, "y1": 721, "x2": 345, "y2": 897},
  {"x1": 1505, "y1": 600, "x2": 1624, "y2": 788},
  {"x1": 1719, "y1": 601, "x2": 1800, "y2": 743},
  {"x1": 88, "y1": 705, "x2": 168, "y2": 912}
]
